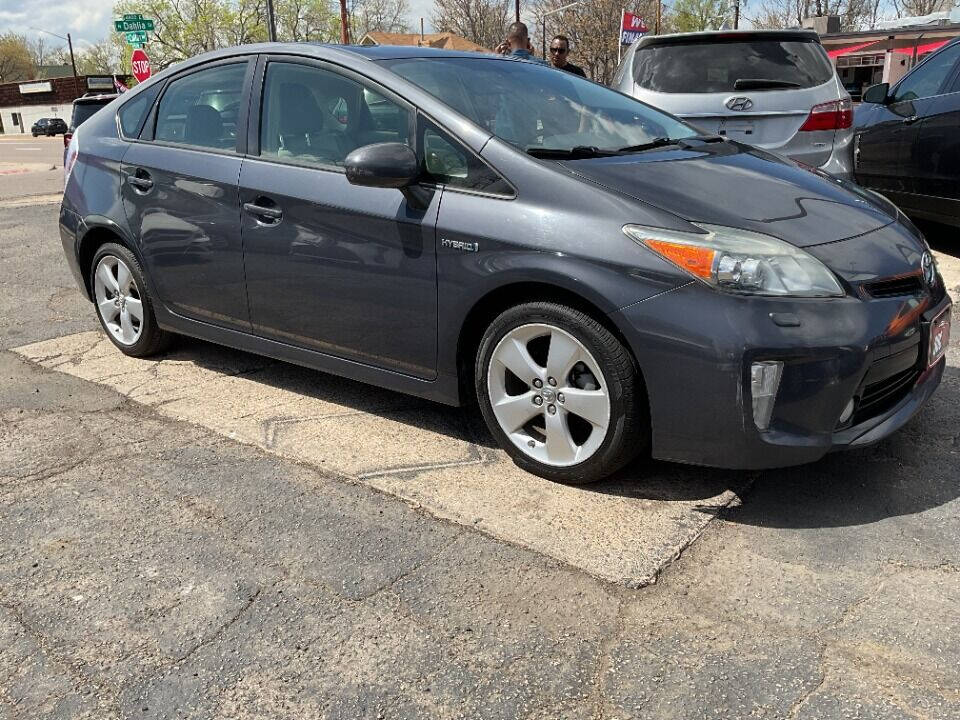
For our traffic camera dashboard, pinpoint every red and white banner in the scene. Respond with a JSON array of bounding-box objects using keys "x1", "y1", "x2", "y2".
[{"x1": 620, "y1": 11, "x2": 648, "y2": 45}]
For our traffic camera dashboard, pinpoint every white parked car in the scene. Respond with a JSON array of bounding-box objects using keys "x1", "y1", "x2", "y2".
[{"x1": 612, "y1": 30, "x2": 854, "y2": 178}]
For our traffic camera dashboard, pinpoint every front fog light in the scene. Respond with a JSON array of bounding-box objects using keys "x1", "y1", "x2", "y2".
[{"x1": 751, "y1": 361, "x2": 783, "y2": 431}]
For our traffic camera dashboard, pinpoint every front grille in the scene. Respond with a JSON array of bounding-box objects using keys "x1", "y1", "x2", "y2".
[
  {"x1": 863, "y1": 274, "x2": 924, "y2": 298},
  {"x1": 849, "y1": 366, "x2": 921, "y2": 427}
]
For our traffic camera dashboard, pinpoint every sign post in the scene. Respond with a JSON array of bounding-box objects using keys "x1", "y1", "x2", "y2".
[{"x1": 131, "y1": 48, "x2": 152, "y2": 83}]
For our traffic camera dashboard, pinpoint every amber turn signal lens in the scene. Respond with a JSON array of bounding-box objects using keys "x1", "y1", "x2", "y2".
[{"x1": 643, "y1": 239, "x2": 716, "y2": 279}]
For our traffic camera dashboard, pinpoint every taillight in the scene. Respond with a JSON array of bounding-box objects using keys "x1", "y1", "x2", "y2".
[
  {"x1": 63, "y1": 132, "x2": 72, "y2": 148},
  {"x1": 799, "y1": 97, "x2": 853, "y2": 132},
  {"x1": 64, "y1": 131, "x2": 80, "y2": 190}
]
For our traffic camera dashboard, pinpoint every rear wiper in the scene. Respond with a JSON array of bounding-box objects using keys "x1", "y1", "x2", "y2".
[
  {"x1": 733, "y1": 78, "x2": 802, "y2": 90},
  {"x1": 526, "y1": 146, "x2": 621, "y2": 159}
]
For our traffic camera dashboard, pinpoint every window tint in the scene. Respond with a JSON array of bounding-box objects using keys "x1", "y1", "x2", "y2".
[
  {"x1": 386, "y1": 57, "x2": 694, "y2": 153},
  {"x1": 117, "y1": 84, "x2": 160, "y2": 137},
  {"x1": 155, "y1": 63, "x2": 246, "y2": 150},
  {"x1": 260, "y1": 62, "x2": 411, "y2": 167},
  {"x1": 633, "y1": 39, "x2": 834, "y2": 93},
  {"x1": 893, "y1": 43, "x2": 960, "y2": 103},
  {"x1": 420, "y1": 118, "x2": 512, "y2": 196}
]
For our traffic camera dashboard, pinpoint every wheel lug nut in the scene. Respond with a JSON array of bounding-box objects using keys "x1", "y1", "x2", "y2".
[
  {"x1": 547, "y1": 377, "x2": 557, "y2": 386},
  {"x1": 547, "y1": 404, "x2": 557, "y2": 415},
  {"x1": 557, "y1": 393, "x2": 565, "y2": 403},
  {"x1": 533, "y1": 396, "x2": 543, "y2": 406},
  {"x1": 533, "y1": 379, "x2": 543, "y2": 388}
]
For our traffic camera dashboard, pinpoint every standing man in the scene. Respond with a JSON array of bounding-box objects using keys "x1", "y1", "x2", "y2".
[
  {"x1": 496, "y1": 22, "x2": 549, "y2": 65},
  {"x1": 549, "y1": 35, "x2": 586, "y2": 77}
]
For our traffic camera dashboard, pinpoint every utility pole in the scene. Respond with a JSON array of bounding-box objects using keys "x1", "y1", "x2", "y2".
[
  {"x1": 733, "y1": 0, "x2": 740, "y2": 29},
  {"x1": 340, "y1": 0, "x2": 351, "y2": 44},
  {"x1": 655, "y1": 2, "x2": 661, "y2": 34},
  {"x1": 30, "y1": 27, "x2": 81, "y2": 98},
  {"x1": 266, "y1": 0, "x2": 277, "y2": 41},
  {"x1": 516, "y1": 0, "x2": 521, "y2": 23},
  {"x1": 66, "y1": 33, "x2": 80, "y2": 97}
]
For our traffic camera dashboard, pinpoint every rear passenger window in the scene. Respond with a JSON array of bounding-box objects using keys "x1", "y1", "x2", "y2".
[
  {"x1": 259, "y1": 62, "x2": 411, "y2": 168},
  {"x1": 155, "y1": 63, "x2": 246, "y2": 151},
  {"x1": 118, "y1": 84, "x2": 161, "y2": 138}
]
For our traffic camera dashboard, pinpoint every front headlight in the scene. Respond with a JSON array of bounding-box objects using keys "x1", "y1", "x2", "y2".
[{"x1": 624, "y1": 223, "x2": 845, "y2": 298}]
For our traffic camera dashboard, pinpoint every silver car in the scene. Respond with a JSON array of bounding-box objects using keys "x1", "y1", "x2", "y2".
[{"x1": 612, "y1": 30, "x2": 854, "y2": 177}]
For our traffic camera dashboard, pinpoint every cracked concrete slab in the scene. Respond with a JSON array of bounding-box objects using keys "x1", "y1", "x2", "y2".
[{"x1": 14, "y1": 331, "x2": 743, "y2": 587}]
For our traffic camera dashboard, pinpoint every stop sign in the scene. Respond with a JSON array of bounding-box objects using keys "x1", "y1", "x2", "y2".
[{"x1": 131, "y1": 49, "x2": 151, "y2": 83}]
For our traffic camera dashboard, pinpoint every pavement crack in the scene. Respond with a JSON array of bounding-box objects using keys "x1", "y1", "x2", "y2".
[
  {"x1": 591, "y1": 596, "x2": 627, "y2": 720},
  {"x1": 170, "y1": 583, "x2": 266, "y2": 666}
]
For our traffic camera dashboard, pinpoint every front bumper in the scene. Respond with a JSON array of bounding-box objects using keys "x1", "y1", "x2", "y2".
[{"x1": 611, "y1": 280, "x2": 951, "y2": 470}]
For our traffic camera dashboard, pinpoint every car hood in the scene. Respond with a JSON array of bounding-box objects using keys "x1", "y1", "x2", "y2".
[{"x1": 563, "y1": 141, "x2": 895, "y2": 248}]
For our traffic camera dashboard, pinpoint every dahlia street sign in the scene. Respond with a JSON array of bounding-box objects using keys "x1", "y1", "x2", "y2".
[
  {"x1": 114, "y1": 17, "x2": 155, "y2": 32},
  {"x1": 131, "y1": 49, "x2": 152, "y2": 83}
]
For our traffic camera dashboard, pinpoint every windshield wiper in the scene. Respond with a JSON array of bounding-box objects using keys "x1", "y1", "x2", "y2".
[
  {"x1": 617, "y1": 137, "x2": 684, "y2": 153},
  {"x1": 526, "y1": 146, "x2": 621, "y2": 159},
  {"x1": 733, "y1": 78, "x2": 802, "y2": 90}
]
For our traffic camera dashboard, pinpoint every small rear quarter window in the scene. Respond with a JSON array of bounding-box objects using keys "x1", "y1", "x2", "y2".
[{"x1": 118, "y1": 84, "x2": 161, "y2": 138}]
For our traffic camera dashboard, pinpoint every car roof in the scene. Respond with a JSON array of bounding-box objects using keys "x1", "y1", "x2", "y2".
[{"x1": 638, "y1": 29, "x2": 821, "y2": 47}]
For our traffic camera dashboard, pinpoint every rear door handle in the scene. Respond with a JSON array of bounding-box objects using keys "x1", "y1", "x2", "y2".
[
  {"x1": 127, "y1": 170, "x2": 153, "y2": 192},
  {"x1": 243, "y1": 200, "x2": 283, "y2": 224},
  {"x1": 901, "y1": 115, "x2": 920, "y2": 125}
]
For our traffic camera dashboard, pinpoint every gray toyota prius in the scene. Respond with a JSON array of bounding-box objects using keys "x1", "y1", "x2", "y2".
[{"x1": 60, "y1": 43, "x2": 952, "y2": 483}]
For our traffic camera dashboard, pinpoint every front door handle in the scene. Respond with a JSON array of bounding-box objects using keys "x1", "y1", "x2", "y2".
[
  {"x1": 127, "y1": 169, "x2": 153, "y2": 192},
  {"x1": 901, "y1": 115, "x2": 920, "y2": 125},
  {"x1": 243, "y1": 200, "x2": 283, "y2": 224}
]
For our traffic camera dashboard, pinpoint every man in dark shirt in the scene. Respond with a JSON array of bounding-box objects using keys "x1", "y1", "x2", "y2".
[{"x1": 549, "y1": 35, "x2": 587, "y2": 78}]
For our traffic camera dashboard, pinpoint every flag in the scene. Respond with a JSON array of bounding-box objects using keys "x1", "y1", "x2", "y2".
[{"x1": 621, "y1": 11, "x2": 648, "y2": 45}]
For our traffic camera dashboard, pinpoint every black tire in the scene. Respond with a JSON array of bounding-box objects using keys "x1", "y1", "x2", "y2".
[
  {"x1": 475, "y1": 301, "x2": 647, "y2": 484},
  {"x1": 90, "y1": 242, "x2": 173, "y2": 357}
]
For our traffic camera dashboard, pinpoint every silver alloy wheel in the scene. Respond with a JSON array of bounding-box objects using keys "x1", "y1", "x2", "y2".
[
  {"x1": 487, "y1": 323, "x2": 611, "y2": 467},
  {"x1": 94, "y1": 255, "x2": 144, "y2": 346}
]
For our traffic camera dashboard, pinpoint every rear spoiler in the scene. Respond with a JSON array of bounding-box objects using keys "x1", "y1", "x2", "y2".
[{"x1": 638, "y1": 30, "x2": 821, "y2": 48}]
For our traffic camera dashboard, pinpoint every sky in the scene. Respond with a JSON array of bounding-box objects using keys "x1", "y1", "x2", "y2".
[{"x1": 0, "y1": 0, "x2": 115, "y2": 50}]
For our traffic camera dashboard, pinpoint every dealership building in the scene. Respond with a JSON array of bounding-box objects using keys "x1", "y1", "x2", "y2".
[
  {"x1": 0, "y1": 73, "x2": 130, "y2": 135},
  {"x1": 812, "y1": 9, "x2": 960, "y2": 98}
]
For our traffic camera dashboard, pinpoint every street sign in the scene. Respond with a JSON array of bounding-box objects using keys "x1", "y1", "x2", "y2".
[
  {"x1": 131, "y1": 48, "x2": 151, "y2": 83},
  {"x1": 114, "y1": 18, "x2": 154, "y2": 32},
  {"x1": 125, "y1": 31, "x2": 148, "y2": 44},
  {"x1": 123, "y1": 13, "x2": 143, "y2": 20}
]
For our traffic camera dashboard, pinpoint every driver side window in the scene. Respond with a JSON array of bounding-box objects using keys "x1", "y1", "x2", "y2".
[
  {"x1": 259, "y1": 62, "x2": 411, "y2": 168},
  {"x1": 892, "y1": 43, "x2": 960, "y2": 103}
]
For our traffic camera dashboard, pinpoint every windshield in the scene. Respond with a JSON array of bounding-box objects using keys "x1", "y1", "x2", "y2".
[
  {"x1": 72, "y1": 101, "x2": 111, "y2": 128},
  {"x1": 383, "y1": 57, "x2": 698, "y2": 154},
  {"x1": 634, "y1": 38, "x2": 834, "y2": 94}
]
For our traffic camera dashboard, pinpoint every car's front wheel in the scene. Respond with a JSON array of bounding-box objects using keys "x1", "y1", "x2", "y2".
[
  {"x1": 91, "y1": 243, "x2": 172, "y2": 357},
  {"x1": 475, "y1": 302, "x2": 646, "y2": 483}
]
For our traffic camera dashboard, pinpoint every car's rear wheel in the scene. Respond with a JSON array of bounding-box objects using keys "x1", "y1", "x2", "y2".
[
  {"x1": 91, "y1": 243, "x2": 172, "y2": 357},
  {"x1": 475, "y1": 302, "x2": 646, "y2": 484}
]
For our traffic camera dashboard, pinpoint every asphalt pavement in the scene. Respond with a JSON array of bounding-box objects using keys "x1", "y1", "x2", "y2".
[{"x1": 1, "y1": 136, "x2": 958, "y2": 719}]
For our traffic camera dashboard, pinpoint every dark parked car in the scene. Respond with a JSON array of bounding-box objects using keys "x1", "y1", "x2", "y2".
[
  {"x1": 854, "y1": 38, "x2": 960, "y2": 228},
  {"x1": 65, "y1": 93, "x2": 118, "y2": 149},
  {"x1": 31, "y1": 117, "x2": 67, "y2": 136},
  {"x1": 60, "y1": 44, "x2": 951, "y2": 483}
]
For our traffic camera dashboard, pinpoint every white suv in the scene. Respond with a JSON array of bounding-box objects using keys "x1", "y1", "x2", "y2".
[{"x1": 612, "y1": 30, "x2": 853, "y2": 178}]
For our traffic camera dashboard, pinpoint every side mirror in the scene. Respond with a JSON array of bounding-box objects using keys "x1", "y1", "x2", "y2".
[
  {"x1": 344, "y1": 142, "x2": 431, "y2": 209},
  {"x1": 862, "y1": 83, "x2": 889, "y2": 104}
]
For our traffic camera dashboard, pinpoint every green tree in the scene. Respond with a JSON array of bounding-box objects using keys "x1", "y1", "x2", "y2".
[
  {"x1": 669, "y1": 0, "x2": 729, "y2": 31},
  {"x1": 0, "y1": 33, "x2": 37, "y2": 84}
]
